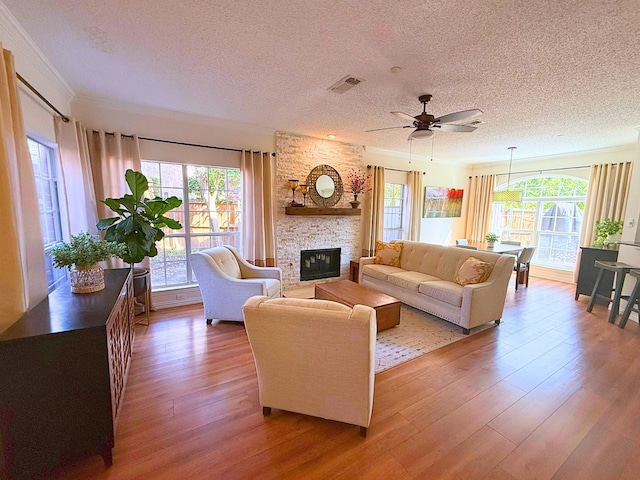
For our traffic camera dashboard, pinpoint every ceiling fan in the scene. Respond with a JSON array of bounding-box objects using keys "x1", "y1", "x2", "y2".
[{"x1": 366, "y1": 94, "x2": 483, "y2": 141}]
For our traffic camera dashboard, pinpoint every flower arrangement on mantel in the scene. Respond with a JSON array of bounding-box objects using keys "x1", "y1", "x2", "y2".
[{"x1": 347, "y1": 168, "x2": 370, "y2": 199}]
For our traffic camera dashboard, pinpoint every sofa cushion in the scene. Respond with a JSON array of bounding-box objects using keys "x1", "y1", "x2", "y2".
[
  {"x1": 455, "y1": 256, "x2": 494, "y2": 286},
  {"x1": 419, "y1": 281, "x2": 464, "y2": 307},
  {"x1": 374, "y1": 241, "x2": 402, "y2": 266},
  {"x1": 361, "y1": 264, "x2": 405, "y2": 282},
  {"x1": 387, "y1": 271, "x2": 441, "y2": 291}
]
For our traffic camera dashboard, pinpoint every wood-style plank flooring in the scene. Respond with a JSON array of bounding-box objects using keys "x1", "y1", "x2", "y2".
[{"x1": 48, "y1": 277, "x2": 640, "y2": 479}]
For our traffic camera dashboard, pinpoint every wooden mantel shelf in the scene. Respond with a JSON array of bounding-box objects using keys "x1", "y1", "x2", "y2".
[{"x1": 285, "y1": 207, "x2": 361, "y2": 216}]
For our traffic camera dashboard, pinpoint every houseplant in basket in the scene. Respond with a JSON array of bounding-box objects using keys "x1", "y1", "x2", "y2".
[{"x1": 52, "y1": 232, "x2": 126, "y2": 293}]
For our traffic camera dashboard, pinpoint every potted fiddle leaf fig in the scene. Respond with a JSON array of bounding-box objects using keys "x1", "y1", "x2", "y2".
[
  {"x1": 51, "y1": 231, "x2": 126, "y2": 293},
  {"x1": 97, "y1": 169, "x2": 183, "y2": 264}
]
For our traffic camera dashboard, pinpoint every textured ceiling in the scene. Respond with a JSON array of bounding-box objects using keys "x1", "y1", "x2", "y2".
[{"x1": 5, "y1": 0, "x2": 640, "y2": 163}]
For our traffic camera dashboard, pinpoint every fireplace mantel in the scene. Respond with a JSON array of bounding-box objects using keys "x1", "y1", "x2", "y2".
[{"x1": 285, "y1": 207, "x2": 360, "y2": 216}]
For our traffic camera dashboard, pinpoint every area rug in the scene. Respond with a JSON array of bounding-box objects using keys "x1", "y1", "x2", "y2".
[{"x1": 375, "y1": 305, "x2": 495, "y2": 373}]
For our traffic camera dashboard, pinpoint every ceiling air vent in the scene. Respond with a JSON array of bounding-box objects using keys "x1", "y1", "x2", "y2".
[{"x1": 328, "y1": 75, "x2": 364, "y2": 94}]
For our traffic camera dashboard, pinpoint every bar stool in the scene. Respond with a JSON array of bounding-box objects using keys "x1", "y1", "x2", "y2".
[
  {"x1": 586, "y1": 261, "x2": 638, "y2": 324},
  {"x1": 619, "y1": 270, "x2": 640, "y2": 329}
]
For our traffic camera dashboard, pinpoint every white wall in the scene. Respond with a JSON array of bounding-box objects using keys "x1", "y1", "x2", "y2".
[{"x1": 364, "y1": 148, "x2": 472, "y2": 245}]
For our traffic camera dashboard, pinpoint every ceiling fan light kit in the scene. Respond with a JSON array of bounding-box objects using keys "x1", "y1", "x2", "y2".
[{"x1": 367, "y1": 94, "x2": 483, "y2": 142}]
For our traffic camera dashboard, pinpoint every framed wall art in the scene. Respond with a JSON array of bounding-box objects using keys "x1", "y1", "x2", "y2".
[{"x1": 423, "y1": 187, "x2": 464, "y2": 218}]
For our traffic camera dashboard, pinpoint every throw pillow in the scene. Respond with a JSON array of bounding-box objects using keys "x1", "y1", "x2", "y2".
[
  {"x1": 455, "y1": 256, "x2": 494, "y2": 286},
  {"x1": 374, "y1": 241, "x2": 402, "y2": 266}
]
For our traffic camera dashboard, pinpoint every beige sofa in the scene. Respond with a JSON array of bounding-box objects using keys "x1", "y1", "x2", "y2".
[
  {"x1": 359, "y1": 240, "x2": 514, "y2": 333},
  {"x1": 242, "y1": 296, "x2": 376, "y2": 436}
]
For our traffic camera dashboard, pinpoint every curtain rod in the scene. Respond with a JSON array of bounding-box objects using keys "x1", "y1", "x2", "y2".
[
  {"x1": 16, "y1": 73, "x2": 70, "y2": 122},
  {"x1": 95, "y1": 132, "x2": 275, "y2": 156},
  {"x1": 493, "y1": 164, "x2": 591, "y2": 177},
  {"x1": 367, "y1": 165, "x2": 425, "y2": 174}
]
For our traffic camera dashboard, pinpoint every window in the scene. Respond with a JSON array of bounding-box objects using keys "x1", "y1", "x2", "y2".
[
  {"x1": 141, "y1": 161, "x2": 241, "y2": 289},
  {"x1": 492, "y1": 175, "x2": 587, "y2": 269},
  {"x1": 28, "y1": 138, "x2": 66, "y2": 292},
  {"x1": 383, "y1": 183, "x2": 406, "y2": 242}
]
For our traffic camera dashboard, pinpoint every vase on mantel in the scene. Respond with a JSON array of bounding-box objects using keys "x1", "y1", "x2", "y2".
[{"x1": 350, "y1": 194, "x2": 361, "y2": 209}]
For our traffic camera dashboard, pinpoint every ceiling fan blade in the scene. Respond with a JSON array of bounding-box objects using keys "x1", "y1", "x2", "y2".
[
  {"x1": 434, "y1": 124, "x2": 477, "y2": 133},
  {"x1": 365, "y1": 125, "x2": 412, "y2": 132},
  {"x1": 391, "y1": 111, "x2": 418, "y2": 123},
  {"x1": 434, "y1": 109, "x2": 483, "y2": 125},
  {"x1": 407, "y1": 129, "x2": 434, "y2": 140}
]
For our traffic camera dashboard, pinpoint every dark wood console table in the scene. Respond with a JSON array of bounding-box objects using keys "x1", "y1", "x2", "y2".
[{"x1": 0, "y1": 269, "x2": 134, "y2": 479}]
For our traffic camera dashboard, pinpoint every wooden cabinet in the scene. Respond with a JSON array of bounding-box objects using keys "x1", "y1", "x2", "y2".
[
  {"x1": 0, "y1": 269, "x2": 133, "y2": 479},
  {"x1": 575, "y1": 246, "x2": 618, "y2": 302}
]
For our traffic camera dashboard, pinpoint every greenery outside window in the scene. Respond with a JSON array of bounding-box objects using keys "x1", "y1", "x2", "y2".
[
  {"x1": 141, "y1": 161, "x2": 241, "y2": 289},
  {"x1": 492, "y1": 175, "x2": 587, "y2": 269},
  {"x1": 383, "y1": 183, "x2": 406, "y2": 242},
  {"x1": 28, "y1": 138, "x2": 66, "y2": 292}
]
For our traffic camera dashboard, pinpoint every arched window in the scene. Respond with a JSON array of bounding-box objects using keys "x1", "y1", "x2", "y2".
[{"x1": 492, "y1": 175, "x2": 588, "y2": 269}]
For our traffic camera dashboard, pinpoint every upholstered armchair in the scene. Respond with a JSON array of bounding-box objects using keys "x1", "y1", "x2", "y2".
[
  {"x1": 191, "y1": 246, "x2": 281, "y2": 324},
  {"x1": 242, "y1": 296, "x2": 377, "y2": 436}
]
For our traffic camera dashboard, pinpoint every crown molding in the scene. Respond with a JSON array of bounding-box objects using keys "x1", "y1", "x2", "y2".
[
  {"x1": 0, "y1": 2, "x2": 74, "y2": 99},
  {"x1": 364, "y1": 145, "x2": 462, "y2": 166}
]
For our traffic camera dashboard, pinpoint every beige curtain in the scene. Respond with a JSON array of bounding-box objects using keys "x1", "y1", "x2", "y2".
[
  {"x1": 0, "y1": 46, "x2": 47, "y2": 332},
  {"x1": 465, "y1": 174, "x2": 495, "y2": 243},
  {"x1": 362, "y1": 166, "x2": 385, "y2": 257},
  {"x1": 407, "y1": 170, "x2": 423, "y2": 241},
  {"x1": 580, "y1": 162, "x2": 633, "y2": 247},
  {"x1": 54, "y1": 117, "x2": 98, "y2": 235},
  {"x1": 241, "y1": 150, "x2": 277, "y2": 266},
  {"x1": 87, "y1": 130, "x2": 147, "y2": 270}
]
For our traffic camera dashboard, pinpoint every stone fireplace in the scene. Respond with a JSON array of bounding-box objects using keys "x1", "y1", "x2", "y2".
[{"x1": 275, "y1": 131, "x2": 365, "y2": 289}]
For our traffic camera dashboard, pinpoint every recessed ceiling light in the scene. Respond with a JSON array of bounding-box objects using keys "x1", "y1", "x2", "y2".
[
  {"x1": 390, "y1": 66, "x2": 402, "y2": 74},
  {"x1": 327, "y1": 134, "x2": 336, "y2": 139}
]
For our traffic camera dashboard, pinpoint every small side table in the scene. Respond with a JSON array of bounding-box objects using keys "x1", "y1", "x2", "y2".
[
  {"x1": 133, "y1": 268, "x2": 151, "y2": 325},
  {"x1": 349, "y1": 260, "x2": 360, "y2": 283}
]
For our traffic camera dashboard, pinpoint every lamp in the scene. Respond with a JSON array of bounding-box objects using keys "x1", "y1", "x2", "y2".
[
  {"x1": 288, "y1": 179, "x2": 302, "y2": 206},
  {"x1": 493, "y1": 147, "x2": 523, "y2": 202}
]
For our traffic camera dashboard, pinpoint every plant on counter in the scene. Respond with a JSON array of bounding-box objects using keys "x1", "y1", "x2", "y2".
[{"x1": 594, "y1": 218, "x2": 623, "y2": 247}]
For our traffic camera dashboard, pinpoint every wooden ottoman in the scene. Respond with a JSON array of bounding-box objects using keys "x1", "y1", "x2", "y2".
[{"x1": 314, "y1": 280, "x2": 401, "y2": 332}]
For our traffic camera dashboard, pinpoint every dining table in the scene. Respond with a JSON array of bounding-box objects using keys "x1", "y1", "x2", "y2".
[{"x1": 469, "y1": 242, "x2": 524, "y2": 255}]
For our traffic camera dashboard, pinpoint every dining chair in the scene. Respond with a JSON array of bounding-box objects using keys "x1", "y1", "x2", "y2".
[
  {"x1": 456, "y1": 245, "x2": 478, "y2": 250},
  {"x1": 501, "y1": 240, "x2": 521, "y2": 245},
  {"x1": 514, "y1": 247, "x2": 535, "y2": 290},
  {"x1": 455, "y1": 239, "x2": 468, "y2": 246}
]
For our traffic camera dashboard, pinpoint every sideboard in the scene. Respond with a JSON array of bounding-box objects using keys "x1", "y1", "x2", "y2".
[{"x1": 0, "y1": 268, "x2": 134, "y2": 479}]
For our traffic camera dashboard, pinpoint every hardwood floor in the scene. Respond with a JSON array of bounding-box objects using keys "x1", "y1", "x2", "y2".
[{"x1": 48, "y1": 277, "x2": 640, "y2": 479}]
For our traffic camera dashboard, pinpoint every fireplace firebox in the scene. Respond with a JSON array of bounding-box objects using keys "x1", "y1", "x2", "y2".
[{"x1": 300, "y1": 248, "x2": 341, "y2": 281}]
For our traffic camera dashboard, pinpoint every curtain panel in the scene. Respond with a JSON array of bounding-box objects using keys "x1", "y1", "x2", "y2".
[
  {"x1": 465, "y1": 174, "x2": 495, "y2": 243},
  {"x1": 580, "y1": 161, "x2": 633, "y2": 248},
  {"x1": 241, "y1": 150, "x2": 277, "y2": 266},
  {"x1": 54, "y1": 117, "x2": 98, "y2": 235},
  {"x1": 407, "y1": 170, "x2": 423, "y2": 241},
  {"x1": 361, "y1": 165, "x2": 385, "y2": 257},
  {"x1": 0, "y1": 46, "x2": 47, "y2": 332}
]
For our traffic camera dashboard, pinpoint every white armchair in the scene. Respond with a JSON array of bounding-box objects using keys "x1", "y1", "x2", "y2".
[
  {"x1": 191, "y1": 246, "x2": 281, "y2": 324},
  {"x1": 242, "y1": 296, "x2": 377, "y2": 436}
]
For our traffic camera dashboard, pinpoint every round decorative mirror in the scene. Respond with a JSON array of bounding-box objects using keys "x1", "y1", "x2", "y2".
[
  {"x1": 315, "y1": 175, "x2": 335, "y2": 198},
  {"x1": 306, "y1": 164, "x2": 343, "y2": 207}
]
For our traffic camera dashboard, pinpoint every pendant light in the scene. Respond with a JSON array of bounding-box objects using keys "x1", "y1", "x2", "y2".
[{"x1": 493, "y1": 146, "x2": 523, "y2": 202}]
